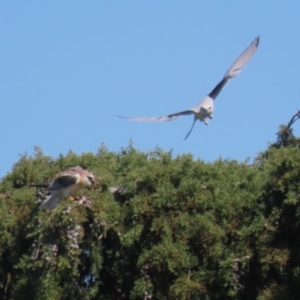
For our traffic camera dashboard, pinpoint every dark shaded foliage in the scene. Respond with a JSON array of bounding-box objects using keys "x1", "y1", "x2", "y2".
[{"x1": 1, "y1": 116, "x2": 300, "y2": 299}]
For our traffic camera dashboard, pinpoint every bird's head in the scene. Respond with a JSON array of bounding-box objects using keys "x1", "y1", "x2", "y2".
[
  {"x1": 85, "y1": 172, "x2": 95, "y2": 186},
  {"x1": 198, "y1": 96, "x2": 214, "y2": 116},
  {"x1": 201, "y1": 105, "x2": 213, "y2": 117}
]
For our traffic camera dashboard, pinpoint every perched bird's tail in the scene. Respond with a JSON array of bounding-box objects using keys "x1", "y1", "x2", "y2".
[
  {"x1": 39, "y1": 192, "x2": 61, "y2": 210},
  {"x1": 29, "y1": 183, "x2": 49, "y2": 188}
]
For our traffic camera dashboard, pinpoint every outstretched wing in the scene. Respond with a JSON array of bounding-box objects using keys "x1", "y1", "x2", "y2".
[
  {"x1": 165, "y1": 110, "x2": 195, "y2": 119},
  {"x1": 224, "y1": 36, "x2": 260, "y2": 79},
  {"x1": 114, "y1": 114, "x2": 174, "y2": 122},
  {"x1": 209, "y1": 36, "x2": 260, "y2": 100},
  {"x1": 114, "y1": 110, "x2": 195, "y2": 122}
]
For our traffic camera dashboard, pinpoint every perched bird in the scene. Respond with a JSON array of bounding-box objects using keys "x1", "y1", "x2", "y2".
[
  {"x1": 36, "y1": 166, "x2": 95, "y2": 210},
  {"x1": 115, "y1": 36, "x2": 260, "y2": 140}
]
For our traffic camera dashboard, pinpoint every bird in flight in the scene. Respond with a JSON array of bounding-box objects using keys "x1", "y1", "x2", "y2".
[
  {"x1": 115, "y1": 36, "x2": 260, "y2": 140},
  {"x1": 35, "y1": 166, "x2": 95, "y2": 210}
]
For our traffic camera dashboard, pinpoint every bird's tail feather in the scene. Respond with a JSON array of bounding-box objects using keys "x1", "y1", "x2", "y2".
[
  {"x1": 39, "y1": 193, "x2": 61, "y2": 210},
  {"x1": 29, "y1": 183, "x2": 49, "y2": 188}
]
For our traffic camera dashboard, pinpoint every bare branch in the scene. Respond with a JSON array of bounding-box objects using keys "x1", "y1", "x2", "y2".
[{"x1": 287, "y1": 110, "x2": 300, "y2": 129}]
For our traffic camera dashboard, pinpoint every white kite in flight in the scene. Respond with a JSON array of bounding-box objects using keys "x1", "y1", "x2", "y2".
[{"x1": 115, "y1": 36, "x2": 260, "y2": 140}]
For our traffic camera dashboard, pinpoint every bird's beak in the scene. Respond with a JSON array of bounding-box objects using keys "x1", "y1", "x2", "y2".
[
  {"x1": 202, "y1": 106, "x2": 212, "y2": 115},
  {"x1": 87, "y1": 176, "x2": 95, "y2": 185},
  {"x1": 90, "y1": 175, "x2": 99, "y2": 188}
]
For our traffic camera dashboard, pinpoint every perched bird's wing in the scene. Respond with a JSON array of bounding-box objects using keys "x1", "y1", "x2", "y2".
[
  {"x1": 114, "y1": 110, "x2": 195, "y2": 122},
  {"x1": 49, "y1": 168, "x2": 81, "y2": 190},
  {"x1": 208, "y1": 36, "x2": 260, "y2": 100},
  {"x1": 30, "y1": 167, "x2": 85, "y2": 190}
]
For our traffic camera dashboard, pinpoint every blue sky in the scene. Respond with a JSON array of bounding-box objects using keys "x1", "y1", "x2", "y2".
[{"x1": 1, "y1": 2, "x2": 300, "y2": 177}]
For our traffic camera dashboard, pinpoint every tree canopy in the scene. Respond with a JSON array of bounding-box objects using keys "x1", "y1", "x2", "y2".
[{"x1": 1, "y1": 114, "x2": 300, "y2": 300}]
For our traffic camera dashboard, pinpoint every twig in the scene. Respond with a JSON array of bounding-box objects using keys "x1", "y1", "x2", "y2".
[
  {"x1": 33, "y1": 244, "x2": 40, "y2": 260},
  {"x1": 287, "y1": 110, "x2": 300, "y2": 129},
  {"x1": 188, "y1": 268, "x2": 191, "y2": 281}
]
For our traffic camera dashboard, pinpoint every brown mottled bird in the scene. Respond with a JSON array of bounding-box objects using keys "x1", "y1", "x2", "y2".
[{"x1": 37, "y1": 166, "x2": 94, "y2": 210}]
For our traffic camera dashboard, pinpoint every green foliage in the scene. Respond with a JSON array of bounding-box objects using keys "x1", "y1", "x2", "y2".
[{"x1": 1, "y1": 125, "x2": 300, "y2": 299}]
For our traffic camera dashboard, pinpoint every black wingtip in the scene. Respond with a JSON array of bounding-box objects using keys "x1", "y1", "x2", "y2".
[
  {"x1": 255, "y1": 36, "x2": 260, "y2": 47},
  {"x1": 114, "y1": 114, "x2": 124, "y2": 119}
]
